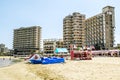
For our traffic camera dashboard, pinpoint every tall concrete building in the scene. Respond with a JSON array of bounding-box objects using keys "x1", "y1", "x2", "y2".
[
  {"x1": 43, "y1": 39, "x2": 63, "y2": 54},
  {"x1": 63, "y1": 6, "x2": 115, "y2": 50},
  {"x1": 85, "y1": 6, "x2": 115, "y2": 50},
  {"x1": 63, "y1": 12, "x2": 85, "y2": 50},
  {"x1": 13, "y1": 26, "x2": 41, "y2": 55}
]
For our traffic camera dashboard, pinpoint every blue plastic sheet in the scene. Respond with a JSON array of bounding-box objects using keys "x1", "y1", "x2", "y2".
[{"x1": 30, "y1": 57, "x2": 65, "y2": 64}]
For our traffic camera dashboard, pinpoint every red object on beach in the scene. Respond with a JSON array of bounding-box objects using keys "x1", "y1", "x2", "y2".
[
  {"x1": 70, "y1": 50, "x2": 74, "y2": 60},
  {"x1": 70, "y1": 50, "x2": 92, "y2": 60},
  {"x1": 34, "y1": 55, "x2": 39, "y2": 59},
  {"x1": 24, "y1": 54, "x2": 35, "y2": 60}
]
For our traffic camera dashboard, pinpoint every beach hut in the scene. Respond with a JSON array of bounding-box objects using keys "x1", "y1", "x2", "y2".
[
  {"x1": 54, "y1": 48, "x2": 68, "y2": 58},
  {"x1": 54, "y1": 48, "x2": 68, "y2": 54}
]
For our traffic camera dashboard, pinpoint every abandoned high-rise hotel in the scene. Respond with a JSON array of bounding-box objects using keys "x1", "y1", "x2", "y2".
[
  {"x1": 63, "y1": 6, "x2": 115, "y2": 50},
  {"x1": 13, "y1": 26, "x2": 41, "y2": 54},
  {"x1": 13, "y1": 6, "x2": 115, "y2": 54}
]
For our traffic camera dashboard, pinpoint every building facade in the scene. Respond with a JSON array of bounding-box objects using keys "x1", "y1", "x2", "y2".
[
  {"x1": 0, "y1": 43, "x2": 9, "y2": 53},
  {"x1": 63, "y1": 12, "x2": 85, "y2": 51},
  {"x1": 63, "y1": 6, "x2": 115, "y2": 50},
  {"x1": 13, "y1": 26, "x2": 41, "y2": 55},
  {"x1": 85, "y1": 6, "x2": 115, "y2": 50},
  {"x1": 43, "y1": 39, "x2": 63, "y2": 54}
]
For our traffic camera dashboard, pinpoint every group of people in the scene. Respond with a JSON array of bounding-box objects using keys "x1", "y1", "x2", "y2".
[{"x1": 2, "y1": 57, "x2": 11, "y2": 60}]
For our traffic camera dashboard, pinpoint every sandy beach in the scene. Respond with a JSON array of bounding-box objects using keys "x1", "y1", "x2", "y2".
[{"x1": 0, "y1": 57, "x2": 120, "y2": 80}]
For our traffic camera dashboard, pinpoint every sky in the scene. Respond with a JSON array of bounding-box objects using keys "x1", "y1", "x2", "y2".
[{"x1": 0, "y1": 0, "x2": 119, "y2": 49}]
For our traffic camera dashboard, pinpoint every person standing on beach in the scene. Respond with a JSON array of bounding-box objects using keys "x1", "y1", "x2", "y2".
[
  {"x1": 9, "y1": 57, "x2": 11, "y2": 60},
  {"x1": 3, "y1": 58, "x2": 5, "y2": 60}
]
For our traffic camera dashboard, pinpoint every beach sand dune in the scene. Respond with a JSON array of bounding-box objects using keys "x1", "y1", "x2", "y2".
[{"x1": 0, "y1": 57, "x2": 120, "y2": 80}]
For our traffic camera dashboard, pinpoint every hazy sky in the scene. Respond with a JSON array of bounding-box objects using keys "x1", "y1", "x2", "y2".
[{"x1": 0, "y1": 0, "x2": 119, "y2": 49}]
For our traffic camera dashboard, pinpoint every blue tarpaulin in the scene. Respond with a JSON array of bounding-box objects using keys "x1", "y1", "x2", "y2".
[
  {"x1": 54, "y1": 48, "x2": 68, "y2": 53},
  {"x1": 30, "y1": 57, "x2": 65, "y2": 64}
]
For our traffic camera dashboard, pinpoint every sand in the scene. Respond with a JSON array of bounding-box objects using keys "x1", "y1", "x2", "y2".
[{"x1": 0, "y1": 57, "x2": 120, "y2": 80}]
